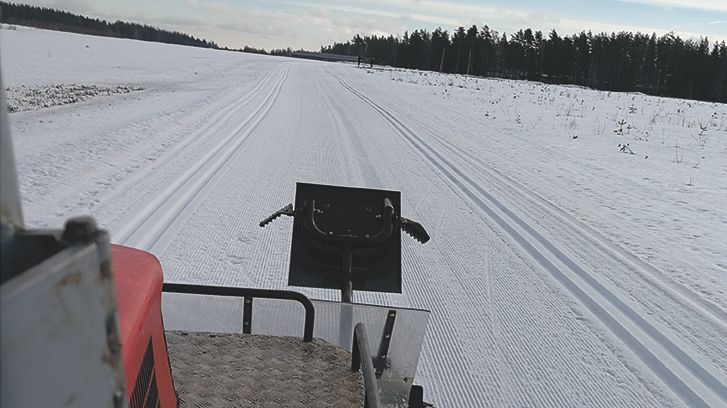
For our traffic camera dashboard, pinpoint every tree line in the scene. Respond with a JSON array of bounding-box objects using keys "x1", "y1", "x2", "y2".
[
  {"x1": 0, "y1": 2, "x2": 299, "y2": 56},
  {"x1": 0, "y1": 2, "x2": 220, "y2": 49},
  {"x1": 322, "y1": 25, "x2": 727, "y2": 103}
]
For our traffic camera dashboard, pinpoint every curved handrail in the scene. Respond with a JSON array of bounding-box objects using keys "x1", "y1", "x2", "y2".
[
  {"x1": 303, "y1": 198, "x2": 395, "y2": 245},
  {"x1": 162, "y1": 283, "x2": 315, "y2": 342}
]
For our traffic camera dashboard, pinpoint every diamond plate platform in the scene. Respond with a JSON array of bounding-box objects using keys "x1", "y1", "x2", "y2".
[{"x1": 165, "y1": 331, "x2": 364, "y2": 407}]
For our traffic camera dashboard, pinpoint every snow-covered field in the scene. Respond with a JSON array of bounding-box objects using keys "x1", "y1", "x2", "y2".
[{"x1": 2, "y1": 26, "x2": 726, "y2": 407}]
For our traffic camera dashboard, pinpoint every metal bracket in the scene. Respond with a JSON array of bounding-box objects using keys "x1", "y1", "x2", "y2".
[
  {"x1": 258, "y1": 204, "x2": 294, "y2": 228},
  {"x1": 163, "y1": 283, "x2": 316, "y2": 342},
  {"x1": 374, "y1": 309, "x2": 397, "y2": 378},
  {"x1": 351, "y1": 323, "x2": 383, "y2": 408},
  {"x1": 242, "y1": 296, "x2": 253, "y2": 334},
  {"x1": 400, "y1": 217, "x2": 430, "y2": 244}
]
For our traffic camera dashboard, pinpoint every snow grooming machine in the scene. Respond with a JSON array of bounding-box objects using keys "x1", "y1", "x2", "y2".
[{"x1": 1, "y1": 65, "x2": 434, "y2": 406}]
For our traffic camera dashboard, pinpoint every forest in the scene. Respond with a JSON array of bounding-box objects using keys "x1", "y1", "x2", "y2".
[
  {"x1": 0, "y1": 2, "x2": 300, "y2": 56},
  {"x1": 3, "y1": 2, "x2": 725, "y2": 102},
  {"x1": 0, "y1": 2, "x2": 217, "y2": 49},
  {"x1": 323, "y1": 26, "x2": 727, "y2": 103}
]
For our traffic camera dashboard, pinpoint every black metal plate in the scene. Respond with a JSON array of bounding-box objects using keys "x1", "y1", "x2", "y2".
[{"x1": 288, "y1": 183, "x2": 402, "y2": 294}]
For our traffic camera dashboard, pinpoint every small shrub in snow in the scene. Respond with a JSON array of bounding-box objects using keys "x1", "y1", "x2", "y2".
[
  {"x1": 615, "y1": 119, "x2": 627, "y2": 135},
  {"x1": 618, "y1": 143, "x2": 635, "y2": 154},
  {"x1": 695, "y1": 124, "x2": 708, "y2": 150},
  {"x1": 698, "y1": 124, "x2": 707, "y2": 136},
  {"x1": 674, "y1": 139, "x2": 684, "y2": 163}
]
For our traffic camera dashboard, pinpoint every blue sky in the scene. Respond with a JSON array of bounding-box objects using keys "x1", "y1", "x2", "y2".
[{"x1": 20, "y1": 0, "x2": 727, "y2": 50}]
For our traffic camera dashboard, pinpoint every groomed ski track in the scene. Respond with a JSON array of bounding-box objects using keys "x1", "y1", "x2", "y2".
[
  {"x1": 336, "y1": 75, "x2": 727, "y2": 407},
  {"x1": 5, "y1": 29, "x2": 726, "y2": 408}
]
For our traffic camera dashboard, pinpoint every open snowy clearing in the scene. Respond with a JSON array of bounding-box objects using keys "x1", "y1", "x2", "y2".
[{"x1": 2, "y1": 26, "x2": 726, "y2": 407}]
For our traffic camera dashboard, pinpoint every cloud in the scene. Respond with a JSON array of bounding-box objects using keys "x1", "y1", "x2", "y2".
[
  {"x1": 618, "y1": 0, "x2": 727, "y2": 13},
  {"x1": 22, "y1": 0, "x2": 96, "y2": 15},
  {"x1": 125, "y1": 0, "x2": 727, "y2": 48},
  {"x1": 170, "y1": 1, "x2": 404, "y2": 49},
  {"x1": 409, "y1": 14, "x2": 461, "y2": 27},
  {"x1": 14, "y1": 0, "x2": 727, "y2": 51}
]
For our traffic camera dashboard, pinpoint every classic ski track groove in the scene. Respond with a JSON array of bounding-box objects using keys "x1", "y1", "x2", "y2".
[
  {"x1": 389, "y1": 96, "x2": 727, "y2": 376},
  {"x1": 97, "y1": 66, "x2": 281, "y2": 207},
  {"x1": 318, "y1": 71, "x2": 511, "y2": 406},
  {"x1": 350, "y1": 79, "x2": 725, "y2": 323},
  {"x1": 425, "y1": 120, "x2": 727, "y2": 373},
  {"x1": 443, "y1": 138, "x2": 727, "y2": 327},
  {"x1": 337, "y1": 77, "x2": 727, "y2": 408},
  {"x1": 416, "y1": 105, "x2": 727, "y2": 327},
  {"x1": 331, "y1": 75, "x2": 627, "y2": 407},
  {"x1": 329, "y1": 74, "x2": 653, "y2": 407},
  {"x1": 332, "y1": 76, "x2": 650, "y2": 407},
  {"x1": 361, "y1": 85, "x2": 727, "y2": 348},
  {"x1": 115, "y1": 67, "x2": 289, "y2": 249}
]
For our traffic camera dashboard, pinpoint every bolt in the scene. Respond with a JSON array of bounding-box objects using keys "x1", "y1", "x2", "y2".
[{"x1": 113, "y1": 390, "x2": 124, "y2": 408}]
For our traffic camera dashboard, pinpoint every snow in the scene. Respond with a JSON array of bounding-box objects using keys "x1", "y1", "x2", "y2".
[
  {"x1": 2, "y1": 25, "x2": 726, "y2": 407},
  {"x1": 5, "y1": 84, "x2": 144, "y2": 112}
]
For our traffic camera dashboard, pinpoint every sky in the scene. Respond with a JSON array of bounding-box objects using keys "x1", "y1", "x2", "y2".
[{"x1": 16, "y1": 0, "x2": 727, "y2": 50}]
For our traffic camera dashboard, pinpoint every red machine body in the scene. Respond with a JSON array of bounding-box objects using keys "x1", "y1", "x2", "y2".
[{"x1": 112, "y1": 244, "x2": 177, "y2": 408}]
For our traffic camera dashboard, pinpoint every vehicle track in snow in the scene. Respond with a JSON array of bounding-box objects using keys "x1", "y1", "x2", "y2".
[
  {"x1": 389, "y1": 94, "x2": 727, "y2": 326},
  {"x1": 94, "y1": 67, "x2": 282, "y2": 209},
  {"x1": 322, "y1": 72, "x2": 667, "y2": 407},
  {"x1": 441, "y1": 138, "x2": 727, "y2": 326},
  {"x1": 414, "y1": 120, "x2": 727, "y2": 371},
  {"x1": 320, "y1": 73, "x2": 653, "y2": 407},
  {"x1": 342, "y1": 75, "x2": 727, "y2": 371},
  {"x1": 114, "y1": 66, "x2": 288, "y2": 252},
  {"x1": 337, "y1": 77, "x2": 727, "y2": 408}
]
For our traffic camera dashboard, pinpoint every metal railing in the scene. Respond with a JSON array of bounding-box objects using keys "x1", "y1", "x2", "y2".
[
  {"x1": 162, "y1": 283, "x2": 315, "y2": 342},
  {"x1": 351, "y1": 323, "x2": 382, "y2": 408},
  {"x1": 163, "y1": 284, "x2": 386, "y2": 407}
]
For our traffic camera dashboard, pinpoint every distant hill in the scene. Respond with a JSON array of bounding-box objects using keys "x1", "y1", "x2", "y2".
[{"x1": 0, "y1": 2, "x2": 218, "y2": 49}]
